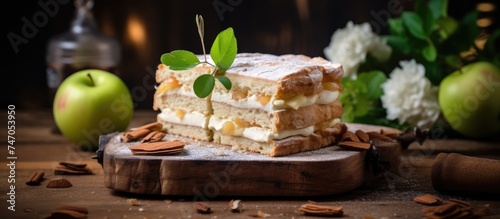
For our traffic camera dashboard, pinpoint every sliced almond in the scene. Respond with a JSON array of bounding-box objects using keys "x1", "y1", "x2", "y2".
[
  {"x1": 298, "y1": 202, "x2": 343, "y2": 216},
  {"x1": 46, "y1": 178, "x2": 72, "y2": 188},
  {"x1": 54, "y1": 205, "x2": 89, "y2": 215},
  {"x1": 338, "y1": 141, "x2": 370, "y2": 150},
  {"x1": 193, "y1": 202, "x2": 211, "y2": 214},
  {"x1": 128, "y1": 141, "x2": 185, "y2": 155},
  {"x1": 342, "y1": 131, "x2": 360, "y2": 142},
  {"x1": 59, "y1": 162, "x2": 87, "y2": 169},
  {"x1": 54, "y1": 164, "x2": 92, "y2": 175},
  {"x1": 129, "y1": 141, "x2": 185, "y2": 152},
  {"x1": 47, "y1": 205, "x2": 88, "y2": 219},
  {"x1": 355, "y1": 130, "x2": 370, "y2": 143},
  {"x1": 50, "y1": 209, "x2": 87, "y2": 219},
  {"x1": 130, "y1": 148, "x2": 184, "y2": 155},
  {"x1": 127, "y1": 198, "x2": 140, "y2": 206},
  {"x1": 413, "y1": 194, "x2": 443, "y2": 205},
  {"x1": 247, "y1": 210, "x2": 271, "y2": 218},
  {"x1": 423, "y1": 202, "x2": 461, "y2": 217},
  {"x1": 366, "y1": 131, "x2": 395, "y2": 142}
]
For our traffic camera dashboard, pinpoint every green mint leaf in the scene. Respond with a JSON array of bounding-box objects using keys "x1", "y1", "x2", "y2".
[
  {"x1": 216, "y1": 75, "x2": 232, "y2": 90},
  {"x1": 402, "y1": 12, "x2": 427, "y2": 40},
  {"x1": 161, "y1": 50, "x2": 200, "y2": 70},
  {"x1": 210, "y1": 27, "x2": 237, "y2": 71},
  {"x1": 422, "y1": 41, "x2": 437, "y2": 61},
  {"x1": 193, "y1": 74, "x2": 215, "y2": 98}
]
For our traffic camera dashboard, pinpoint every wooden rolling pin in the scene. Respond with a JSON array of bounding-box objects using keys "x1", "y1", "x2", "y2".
[{"x1": 431, "y1": 153, "x2": 500, "y2": 195}]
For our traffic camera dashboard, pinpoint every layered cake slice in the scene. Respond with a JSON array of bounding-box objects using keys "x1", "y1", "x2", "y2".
[{"x1": 153, "y1": 53, "x2": 346, "y2": 156}]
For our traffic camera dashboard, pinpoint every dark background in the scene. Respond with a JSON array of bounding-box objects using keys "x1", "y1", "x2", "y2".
[{"x1": 3, "y1": 0, "x2": 495, "y2": 110}]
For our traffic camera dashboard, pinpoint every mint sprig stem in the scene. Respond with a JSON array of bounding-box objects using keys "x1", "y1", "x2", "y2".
[{"x1": 160, "y1": 15, "x2": 236, "y2": 98}]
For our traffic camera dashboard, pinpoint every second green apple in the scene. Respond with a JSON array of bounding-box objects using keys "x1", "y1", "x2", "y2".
[{"x1": 438, "y1": 61, "x2": 500, "y2": 138}]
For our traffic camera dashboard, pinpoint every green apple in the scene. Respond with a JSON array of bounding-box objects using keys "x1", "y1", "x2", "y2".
[
  {"x1": 438, "y1": 61, "x2": 500, "y2": 138},
  {"x1": 53, "y1": 69, "x2": 134, "y2": 151}
]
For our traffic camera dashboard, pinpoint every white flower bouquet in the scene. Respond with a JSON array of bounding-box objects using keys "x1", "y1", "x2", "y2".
[{"x1": 325, "y1": 0, "x2": 500, "y2": 138}]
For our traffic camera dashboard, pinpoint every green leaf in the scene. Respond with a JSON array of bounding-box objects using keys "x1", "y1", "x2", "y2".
[
  {"x1": 402, "y1": 12, "x2": 427, "y2": 40},
  {"x1": 210, "y1": 27, "x2": 237, "y2": 71},
  {"x1": 436, "y1": 17, "x2": 459, "y2": 39},
  {"x1": 422, "y1": 61, "x2": 442, "y2": 85},
  {"x1": 216, "y1": 75, "x2": 232, "y2": 90},
  {"x1": 161, "y1": 50, "x2": 200, "y2": 70},
  {"x1": 428, "y1": 0, "x2": 448, "y2": 19},
  {"x1": 388, "y1": 18, "x2": 404, "y2": 36},
  {"x1": 462, "y1": 10, "x2": 479, "y2": 40},
  {"x1": 357, "y1": 71, "x2": 387, "y2": 99},
  {"x1": 385, "y1": 35, "x2": 411, "y2": 54},
  {"x1": 422, "y1": 41, "x2": 437, "y2": 61},
  {"x1": 193, "y1": 74, "x2": 215, "y2": 98},
  {"x1": 414, "y1": 0, "x2": 436, "y2": 37},
  {"x1": 339, "y1": 78, "x2": 370, "y2": 118}
]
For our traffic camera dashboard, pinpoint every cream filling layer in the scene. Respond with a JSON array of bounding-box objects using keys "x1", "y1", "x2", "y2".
[
  {"x1": 208, "y1": 90, "x2": 339, "y2": 113},
  {"x1": 208, "y1": 117, "x2": 341, "y2": 143},
  {"x1": 158, "y1": 109, "x2": 210, "y2": 128}
]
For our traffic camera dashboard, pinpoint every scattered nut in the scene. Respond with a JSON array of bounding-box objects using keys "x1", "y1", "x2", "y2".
[
  {"x1": 46, "y1": 178, "x2": 72, "y2": 188},
  {"x1": 127, "y1": 198, "x2": 140, "y2": 206},
  {"x1": 342, "y1": 131, "x2": 360, "y2": 142},
  {"x1": 228, "y1": 199, "x2": 241, "y2": 213},
  {"x1": 413, "y1": 194, "x2": 443, "y2": 205},
  {"x1": 193, "y1": 202, "x2": 211, "y2": 214},
  {"x1": 54, "y1": 162, "x2": 92, "y2": 175},
  {"x1": 338, "y1": 141, "x2": 371, "y2": 150},
  {"x1": 355, "y1": 130, "x2": 370, "y2": 143},
  {"x1": 298, "y1": 201, "x2": 343, "y2": 217},
  {"x1": 414, "y1": 194, "x2": 491, "y2": 219},
  {"x1": 247, "y1": 210, "x2": 271, "y2": 218},
  {"x1": 45, "y1": 205, "x2": 88, "y2": 219}
]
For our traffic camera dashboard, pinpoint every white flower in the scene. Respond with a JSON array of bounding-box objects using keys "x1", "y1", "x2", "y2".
[
  {"x1": 381, "y1": 60, "x2": 440, "y2": 129},
  {"x1": 323, "y1": 21, "x2": 392, "y2": 78}
]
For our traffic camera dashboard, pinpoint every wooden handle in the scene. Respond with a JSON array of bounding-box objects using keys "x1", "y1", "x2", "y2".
[{"x1": 431, "y1": 153, "x2": 500, "y2": 195}]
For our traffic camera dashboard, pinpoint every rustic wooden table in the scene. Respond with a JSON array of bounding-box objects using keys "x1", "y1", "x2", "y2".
[{"x1": 1, "y1": 109, "x2": 499, "y2": 219}]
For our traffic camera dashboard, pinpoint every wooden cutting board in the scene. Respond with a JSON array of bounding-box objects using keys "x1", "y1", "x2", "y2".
[{"x1": 100, "y1": 123, "x2": 401, "y2": 197}]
